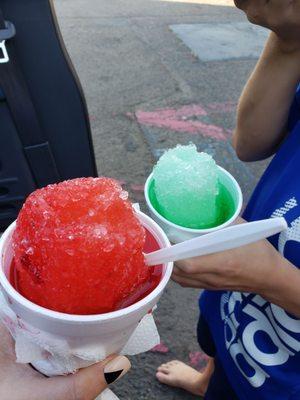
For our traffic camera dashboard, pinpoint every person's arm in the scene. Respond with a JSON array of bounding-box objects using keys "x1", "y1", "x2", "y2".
[
  {"x1": 233, "y1": 32, "x2": 300, "y2": 162},
  {"x1": 261, "y1": 255, "x2": 300, "y2": 317},
  {"x1": 173, "y1": 220, "x2": 300, "y2": 317}
]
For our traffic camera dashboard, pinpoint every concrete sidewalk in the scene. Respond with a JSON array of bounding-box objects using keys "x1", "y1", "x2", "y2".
[{"x1": 54, "y1": 1, "x2": 269, "y2": 398}]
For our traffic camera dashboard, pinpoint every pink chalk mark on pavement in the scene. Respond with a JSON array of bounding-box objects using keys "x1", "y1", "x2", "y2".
[
  {"x1": 189, "y1": 351, "x2": 210, "y2": 372},
  {"x1": 151, "y1": 341, "x2": 170, "y2": 354},
  {"x1": 135, "y1": 104, "x2": 230, "y2": 140}
]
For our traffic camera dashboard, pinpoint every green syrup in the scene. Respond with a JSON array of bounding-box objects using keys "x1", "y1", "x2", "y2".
[{"x1": 149, "y1": 178, "x2": 236, "y2": 229}]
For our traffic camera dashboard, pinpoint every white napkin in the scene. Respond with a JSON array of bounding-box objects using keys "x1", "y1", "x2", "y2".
[{"x1": 0, "y1": 291, "x2": 160, "y2": 400}]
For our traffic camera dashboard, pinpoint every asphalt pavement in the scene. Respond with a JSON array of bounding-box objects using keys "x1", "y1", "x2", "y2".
[{"x1": 53, "y1": 1, "x2": 271, "y2": 398}]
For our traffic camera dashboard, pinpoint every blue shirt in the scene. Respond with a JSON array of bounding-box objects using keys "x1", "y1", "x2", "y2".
[{"x1": 200, "y1": 88, "x2": 300, "y2": 400}]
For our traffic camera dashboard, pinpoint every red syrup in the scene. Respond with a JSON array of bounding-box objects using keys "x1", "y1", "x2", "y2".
[
  {"x1": 117, "y1": 228, "x2": 163, "y2": 310},
  {"x1": 10, "y1": 227, "x2": 163, "y2": 314}
]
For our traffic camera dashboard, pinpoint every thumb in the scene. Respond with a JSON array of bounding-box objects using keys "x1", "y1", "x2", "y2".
[{"x1": 44, "y1": 355, "x2": 131, "y2": 400}]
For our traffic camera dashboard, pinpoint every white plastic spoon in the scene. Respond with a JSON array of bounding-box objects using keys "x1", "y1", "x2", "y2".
[{"x1": 145, "y1": 217, "x2": 287, "y2": 266}]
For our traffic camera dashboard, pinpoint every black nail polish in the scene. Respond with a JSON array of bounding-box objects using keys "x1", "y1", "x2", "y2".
[{"x1": 104, "y1": 369, "x2": 124, "y2": 384}]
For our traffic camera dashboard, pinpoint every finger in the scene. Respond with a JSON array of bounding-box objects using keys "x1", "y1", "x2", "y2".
[
  {"x1": 41, "y1": 355, "x2": 131, "y2": 400},
  {"x1": 175, "y1": 259, "x2": 201, "y2": 274},
  {"x1": 172, "y1": 266, "x2": 205, "y2": 280},
  {"x1": 175, "y1": 255, "x2": 218, "y2": 274},
  {"x1": 173, "y1": 265, "x2": 195, "y2": 276},
  {"x1": 176, "y1": 269, "x2": 241, "y2": 291},
  {"x1": 172, "y1": 267, "x2": 197, "y2": 281},
  {"x1": 172, "y1": 273, "x2": 206, "y2": 289},
  {"x1": 175, "y1": 250, "x2": 235, "y2": 275},
  {"x1": 74, "y1": 355, "x2": 131, "y2": 398},
  {"x1": 173, "y1": 270, "x2": 229, "y2": 290},
  {"x1": 173, "y1": 266, "x2": 223, "y2": 281}
]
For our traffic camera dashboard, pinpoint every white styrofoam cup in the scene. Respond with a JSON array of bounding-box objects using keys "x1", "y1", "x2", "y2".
[
  {"x1": 0, "y1": 210, "x2": 172, "y2": 360},
  {"x1": 145, "y1": 166, "x2": 243, "y2": 243}
]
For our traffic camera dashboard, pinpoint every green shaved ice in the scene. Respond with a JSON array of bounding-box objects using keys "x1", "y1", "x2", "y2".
[{"x1": 152, "y1": 144, "x2": 224, "y2": 229}]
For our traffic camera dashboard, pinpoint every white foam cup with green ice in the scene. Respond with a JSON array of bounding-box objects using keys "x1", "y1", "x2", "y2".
[{"x1": 144, "y1": 145, "x2": 243, "y2": 243}]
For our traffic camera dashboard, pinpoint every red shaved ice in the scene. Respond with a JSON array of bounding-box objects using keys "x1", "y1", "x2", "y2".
[{"x1": 12, "y1": 177, "x2": 154, "y2": 315}]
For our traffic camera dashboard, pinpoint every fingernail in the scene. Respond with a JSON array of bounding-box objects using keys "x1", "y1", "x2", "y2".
[{"x1": 104, "y1": 356, "x2": 131, "y2": 385}]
